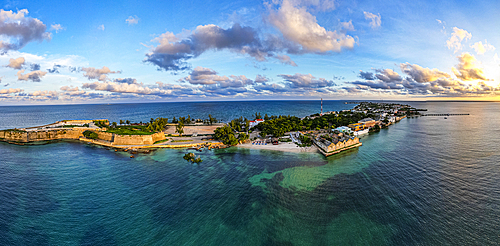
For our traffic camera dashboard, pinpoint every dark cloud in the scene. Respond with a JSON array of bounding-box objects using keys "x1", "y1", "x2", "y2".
[
  {"x1": 358, "y1": 71, "x2": 375, "y2": 80},
  {"x1": 30, "y1": 63, "x2": 40, "y2": 71},
  {"x1": 47, "y1": 64, "x2": 64, "y2": 73}
]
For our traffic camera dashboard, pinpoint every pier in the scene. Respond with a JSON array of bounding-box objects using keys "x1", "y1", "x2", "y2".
[{"x1": 422, "y1": 114, "x2": 469, "y2": 116}]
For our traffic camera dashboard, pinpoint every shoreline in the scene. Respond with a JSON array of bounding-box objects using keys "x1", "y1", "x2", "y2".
[{"x1": 237, "y1": 142, "x2": 318, "y2": 153}]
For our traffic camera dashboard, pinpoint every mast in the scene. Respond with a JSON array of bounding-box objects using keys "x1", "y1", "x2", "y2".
[{"x1": 321, "y1": 98, "x2": 323, "y2": 116}]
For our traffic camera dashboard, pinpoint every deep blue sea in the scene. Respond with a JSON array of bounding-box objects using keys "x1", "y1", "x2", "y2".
[{"x1": 1, "y1": 100, "x2": 499, "y2": 245}]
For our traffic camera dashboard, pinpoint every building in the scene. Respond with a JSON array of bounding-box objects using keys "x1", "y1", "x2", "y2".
[
  {"x1": 314, "y1": 136, "x2": 360, "y2": 153},
  {"x1": 333, "y1": 126, "x2": 352, "y2": 133},
  {"x1": 353, "y1": 128, "x2": 369, "y2": 136},
  {"x1": 249, "y1": 119, "x2": 265, "y2": 129}
]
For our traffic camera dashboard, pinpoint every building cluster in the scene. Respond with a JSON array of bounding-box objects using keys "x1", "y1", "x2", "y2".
[
  {"x1": 313, "y1": 132, "x2": 360, "y2": 153},
  {"x1": 333, "y1": 102, "x2": 417, "y2": 136}
]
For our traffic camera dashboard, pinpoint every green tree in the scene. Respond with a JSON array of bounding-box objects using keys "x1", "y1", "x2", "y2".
[
  {"x1": 119, "y1": 120, "x2": 124, "y2": 125},
  {"x1": 112, "y1": 122, "x2": 117, "y2": 128},
  {"x1": 176, "y1": 122, "x2": 184, "y2": 136},
  {"x1": 82, "y1": 130, "x2": 98, "y2": 139},
  {"x1": 126, "y1": 120, "x2": 130, "y2": 125},
  {"x1": 213, "y1": 125, "x2": 239, "y2": 145}
]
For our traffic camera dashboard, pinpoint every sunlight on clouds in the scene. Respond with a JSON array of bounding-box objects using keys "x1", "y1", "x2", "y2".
[
  {"x1": 452, "y1": 52, "x2": 490, "y2": 81},
  {"x1": 470, "y1": 40, "x2": 495, "y2": 55}
]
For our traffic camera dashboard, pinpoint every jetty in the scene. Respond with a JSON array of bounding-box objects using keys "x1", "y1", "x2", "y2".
[{"x1": 422, "y1": 114, "x2": 469, "y2": 116}]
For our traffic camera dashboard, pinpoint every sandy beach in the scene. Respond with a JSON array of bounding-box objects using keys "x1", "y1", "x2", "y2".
[{"x1": 237, "y1": 141, "x2": 318, "y2": 153}]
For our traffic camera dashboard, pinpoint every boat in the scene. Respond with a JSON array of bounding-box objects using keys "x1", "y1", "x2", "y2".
[{"x1": 444, "y1": 117, "x2": 447, "y2": 119}]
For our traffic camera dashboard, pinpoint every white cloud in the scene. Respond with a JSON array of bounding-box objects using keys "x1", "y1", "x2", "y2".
[
  {"x1": 50, "y1": 24, "x2": 64, "y2": 33},
  {"x1": 340, "y1": 20, "x2": 355, "y2": 31},
  {"x1": 125, "y1": 15, "x2": 139, "y2": 25},
  {"x1": 268, "y1": 0, "x2": 356, "y2": 53},
  {"x1": 98, "y1": 24, "x2": 105, "y2": 31},
  {"x1": 363, "y1": 11, "x2": 381, "y2": 29},
  {"x1": 446, "y1": 27, "x2": 472, "y2": 53},
  {"x1": 470, "y1": 40, "x2": 495, "y2": 55}
]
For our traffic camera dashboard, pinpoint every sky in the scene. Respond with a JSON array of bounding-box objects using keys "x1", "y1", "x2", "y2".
[{"x1": 0, "y1": 0, "x2": 499, "y2": 105}]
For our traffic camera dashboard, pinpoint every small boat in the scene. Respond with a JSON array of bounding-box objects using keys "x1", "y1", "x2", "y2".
[
  {"x1": 130, "y1": 155, "x2": 134, "y2": 158},
  {"x1": 444, "y1": 117, "x2": 447, "y2": 119}
]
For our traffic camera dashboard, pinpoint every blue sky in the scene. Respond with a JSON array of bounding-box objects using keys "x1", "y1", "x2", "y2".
[{"x1": 0, "y1": 0, "x2": 499, "y2": 104}]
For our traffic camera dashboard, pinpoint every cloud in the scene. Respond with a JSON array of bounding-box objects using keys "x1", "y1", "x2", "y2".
[
  {"x1": 60, "y1": 85, "x2": 79, "y2": 91},
  {"x1": 358, "y1": 70, "x2": 375, "y2": 80},
  {"x1": 16, "y1": 69, "x2": 47, "y2": 82},
  {"x1": 144, "y1": 0, "x2": 356, "y2": 71},
  {"x1": 125, "y1": 16, "x2": 139, "y2": 25},
  {"x1": 98, "y1": 24, "x2": 105, "y2": 31},
  {"x1": 0, "y1": 88, "x2": 23, "y2": 94},
  {"x1": 82, "y1": 81, "x2": 175, "y2": 96},
  {"x1": 114, "y1": 78, "x2": 140, "y2": 84},
  {"x1": 374, "y1": 69, "x2": 402, "y2": 82},
  {"x1": 50, "y1": 24, "x2": 64, "y2": 33},
  {"x1": 363, "y1": 11, "x2": 381, "y2": 29},
  {"x1": 268, "y1": 0, "x2": 355, "y2": 53},
  {"x1": 255, "y1": 74, "x2": 269, "y2": 83},
  {"x1": 145, "y1": 24, "x2": 274, "y2": 71},
  {"x1": 446, "y1": 27, "x2": 471, "y2": 53},
  {"x1": 0, "y1": 9, "x2": 52, "y2": 52},
  {"x1": 340, "y1": 20, "x2": 355, "y2": 31},
  {"x1": 47, "y1": 64, "x2": 64, "y2": 73},
  {"x1": 30, "y1": 63, "x2": 40, "y2": 71},
  {"x1": 179, "y1": 66, "x2": 254, "y2": 87},
  {"x1": 400, "y1": 63, "x2": 451, "y2": 83},
  {"x1": 81, "y1": 66, "x2": 119, "y2": 81},
  {"x1": 6, "y1": 57, "x2": 25, "y2": 69},
  {"x1": 452, "y1": 52, "x2": 489, "y2": 81},
  {"x1": 276, "y1": 54, "x2": 297, "y2": 66},
  {"x1": 278, "y1": 73, "x2": 335, "y2": 88},
  {"x1": 470, "y1": 40, "x2": 495, "y2": 55}
]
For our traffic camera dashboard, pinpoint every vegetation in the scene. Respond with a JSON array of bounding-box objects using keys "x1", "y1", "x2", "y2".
[
  {"x1": 171, "y1": 139, "x2": 193, "y2": 143},
  {"x1": 153, "y1": 139, "x2": 169, "y2": 144},
  {"x1": 175, "y1": 122, "x2": 184, "y2": 136},
  {"x1": 147, "y1": 117, "x2": 168, "y2": 132},
  {"x1": 369, "y1": 124, "x2": 381, "y2": 132},
  {"x1": 183, "y1": 153, "x2": 202, "y2": 163},
  {"x1": 297, "y1": 135, "x2": 312, "y2": 147},
  {"x1": 238, "y1": 132, "x2": 249, "y2": 141},
  {"x1": 82, "y1": 130, "x2": 98, "y2": 139},
  {"x1": 213, "y1": 125, "x2": 239, "y2": 146},
  {"x1": 106, "y1": 125, "x2": 154, "y2": 135},
  {"x1": 93, "y1": 120, "x2": 108, "y2": 128}
]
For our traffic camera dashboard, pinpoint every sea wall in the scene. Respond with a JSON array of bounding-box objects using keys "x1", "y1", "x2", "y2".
[
  {"x1": 112, "y1": 132, "x2": 165, "y2": 145},
  {"x1": 1, "y1": 128, "x2": 165, "y2": 146}
]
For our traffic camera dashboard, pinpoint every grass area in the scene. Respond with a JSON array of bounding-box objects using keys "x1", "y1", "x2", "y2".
[
  {"x1": 170, "y1": 139, "x2": 193, "y2": 143},
  {"x1": 153, "y1": 139, "x2": 170, "y2": 144},
  {"x1": 105, "y1": 125, "x2": 154, "y2": 135}
]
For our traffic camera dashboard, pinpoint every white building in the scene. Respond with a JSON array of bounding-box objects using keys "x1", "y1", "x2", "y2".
[{"x1": 249, "y1": 119, "x2": 265, "y2": 129}]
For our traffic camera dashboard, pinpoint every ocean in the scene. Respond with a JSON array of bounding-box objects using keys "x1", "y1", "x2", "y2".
[{"x1": 0, "y1": 100, "x2": 499, "y2": 245}]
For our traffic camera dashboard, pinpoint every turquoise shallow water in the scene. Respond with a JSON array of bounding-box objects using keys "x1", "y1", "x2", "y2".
[{"x1": 1, "y1": 101, "x2": 500, "y2": 245}]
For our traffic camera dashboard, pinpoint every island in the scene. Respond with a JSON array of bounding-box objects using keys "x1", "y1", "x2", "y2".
[{"x1": 0, "y1": 102, "x2": 423, "y2": 157}]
